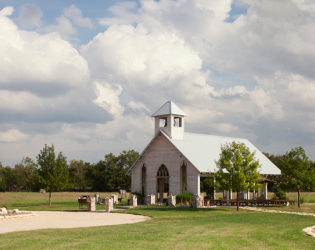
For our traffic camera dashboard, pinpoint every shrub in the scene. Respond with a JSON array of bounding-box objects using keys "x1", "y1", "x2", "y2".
[
  {"x1": 273, "y1": 187, "x2": 286, "y2": 200},
  {"x1": 131, "y1": 191, "x2": 144, "y2": 204},
  {"x1": 271, "y1": 194, "x2": 279, "y2": 200},
  {"x1": 176, "y1": 192, "x2": 193, "y2": 205},
  {"x1": 300, "y1": 197, "x2": 305, "y2": 204}
]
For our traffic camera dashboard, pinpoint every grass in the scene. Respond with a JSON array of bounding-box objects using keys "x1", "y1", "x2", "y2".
[
  {"x1": 0, "y1": 206, "x2": 315, "y2": 249},
  {"x1": 0, "y1": 192, "x2": 128, "y2": 211},
  {"x1": 1, "y1": 192, "x2": 315, "y2": 249}
]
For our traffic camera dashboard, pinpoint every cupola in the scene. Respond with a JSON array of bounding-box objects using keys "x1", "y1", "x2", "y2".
[{"x1": 151, "y1": 101, "x2": 187, "y2": 140}]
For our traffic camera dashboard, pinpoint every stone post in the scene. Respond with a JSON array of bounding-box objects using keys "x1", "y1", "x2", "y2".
[
  {"x1": 88, "y1": 197, "x2": 96, "y2": 212},
  {"x1": 168, "y1": 195, "x2": 176, "y2": 206},
  {"x1": 105, "y1": 197, "x2": 113, "y2": 212},
  {"x1": 94, "y1": 194, "x2": 100, "y2": 204},
  {"x1": 130, "y1": 194, "x2": 137, "y2": 207},
  {"x1": 111, "y1": 194, "x2": 118, "y2": 204},
  {"x1": 147, "y1": 194, "x2": 155, "y2": 205},
  {"x1": 193, "y1": 195, "x2": 203, "y2": 208}
]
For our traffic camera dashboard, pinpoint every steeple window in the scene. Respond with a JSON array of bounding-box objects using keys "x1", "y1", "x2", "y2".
[
  {"x1": 159, "y1": 117, "x2": 167, "y2": 127},
  {"x1": 174, "y1": 117, "x2": 182, "y2": 127}
]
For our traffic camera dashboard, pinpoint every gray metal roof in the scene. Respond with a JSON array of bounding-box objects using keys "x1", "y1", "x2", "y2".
[
  {"x1": 163, "y1": 131, "x2": 281, "y2": 175},
  {"x1": 151, "y1": 101, "x2": 187, "y2": 117}
]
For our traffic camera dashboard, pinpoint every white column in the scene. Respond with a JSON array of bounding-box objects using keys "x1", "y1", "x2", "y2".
[
  {"x1": 230, "y1": 189, "x2": 233, "y2": 200},
  {"x1": 243, "y1": 190, "x2": 247, "y2": 200},
  {"x1": 226, "y1": 190, "x2": 230, "y2": 206},
  {"x1": 197, "y1": 173, "x2": 200, "y2": 196},
  {"x1": 264, "y1": 183, "x2": 268, "y2": 200},
  {"x1": 213, "y1": 176, "x2": 216, "y2": 199},
  {"x1": 247, "y1": 190, "x2": 250, "y2": 200},
  {"x1": 253, "y1": 184, "x2": 256, "y2": 200}
]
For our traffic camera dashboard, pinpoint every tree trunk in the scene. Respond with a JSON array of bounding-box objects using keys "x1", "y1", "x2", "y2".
[
  {"x1": 237, "y1": 191, "x2": 239, "y2": 211},
  {"x1": 298, "y1": 189, "x2": 300, "y2": 208},
  {"x1": 49, "y1": 192, "x2": 52, "y2": 206}
]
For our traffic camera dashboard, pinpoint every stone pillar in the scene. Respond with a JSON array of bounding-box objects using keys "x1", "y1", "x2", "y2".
[
  {"x1": 130, "y1": 194, "x2": 137, "y2": 207},
  {"x1": 168, "y1": 195, "x2": 176, "y2": 206},
  {"x1": 105, "y1": 197, "x2": 113, "y2": 212},
  {"x1": 111, "y1": 194, "x2": 118, "y2": 204},
  {"x1": 193, "y1": 195, "x2": 203, "y2": 208},
  {"x1": 264, "y1": 183, "x2": 268, "y2": 200},
  {"x1": 88, "y1": 197, "x2": 96, "y2": 211},
  {"x1": 147, "y1": 194, "x2": 155, "y2": 205},
  {"x1": 94, "y1": 194, "x2": 100, "y2": 204}
]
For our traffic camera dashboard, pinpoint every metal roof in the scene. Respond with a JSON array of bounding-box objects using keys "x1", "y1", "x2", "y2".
[
  {"x1": 126, "y1": 130, "x2": 281, "y2": 175},
  {"x1": 163, "y1": 131, "x2": 281, "y2": 175},
  {"x1": 151, "y1": 101, "x2": 187, "y2": 117}
]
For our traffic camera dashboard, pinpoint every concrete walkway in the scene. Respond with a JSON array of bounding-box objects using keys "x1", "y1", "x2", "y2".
[{"x1": 0, "y1": 211, "x2": 150, "y2": 234}]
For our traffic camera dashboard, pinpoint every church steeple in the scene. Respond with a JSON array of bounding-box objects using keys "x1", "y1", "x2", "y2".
[{"x1": 152, "y1": 101, "x2": 187, "y2": 140}]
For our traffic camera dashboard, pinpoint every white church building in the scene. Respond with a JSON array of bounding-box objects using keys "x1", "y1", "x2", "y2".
[{"x1": 126, "y1": 101, "x2": 281, "y2": 203}]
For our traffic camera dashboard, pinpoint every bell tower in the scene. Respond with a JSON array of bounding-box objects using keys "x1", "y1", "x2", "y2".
[{"x1": 152, "y1": 101, "x2": 187, "y2": 140}]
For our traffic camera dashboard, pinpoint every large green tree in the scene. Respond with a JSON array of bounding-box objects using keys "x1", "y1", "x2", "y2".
[
  {"x1": 37, "y1": 144, "x2": 69, "y2": 205},
  {"x1": 68, "y1": 160, "x2": 91, "y2": 190},
  {"x1": 90, "y1": 150, "x2": 138, "y2": 191},
  {"x1": 279, "y1": 146, "x2": 315, "y2": 207},
  {"x1": 215, "y1": 141, "x2": 261, "y2": 211}
]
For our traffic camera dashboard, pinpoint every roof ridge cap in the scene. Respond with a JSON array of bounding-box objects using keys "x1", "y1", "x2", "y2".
[{"x1": 184, "y1": 132, "x2": 247, "y2": 141}]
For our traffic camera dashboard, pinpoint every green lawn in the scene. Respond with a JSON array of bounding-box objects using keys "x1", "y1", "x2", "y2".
[
  {"x1": 0, "y1": 206, "x2": 315, "y2": 249},
  {"x1": 1, "y1": 192, "x2": 315, "y2": 249},
  {"x1": 0, "y1": 191, "x2": 126, "y2": 211}
]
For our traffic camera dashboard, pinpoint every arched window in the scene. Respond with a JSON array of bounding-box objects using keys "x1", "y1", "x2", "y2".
[
  {"x1": 142, "y1": 164, "x2": 146, "y2": 196},
  {"x1": 157, "y1": 164, "x2": 169, "y2": 177},
  {"x1": 181, "y1": 162, "x2": 187, "y2": 194}
]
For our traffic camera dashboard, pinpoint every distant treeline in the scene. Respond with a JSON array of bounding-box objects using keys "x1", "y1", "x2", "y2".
[
  {"x1": 1, "y1": 145, "x2": 315, "y2": 193},
  {"x1": 0, "y1": 149, "x2": 139, "y2": 192}
]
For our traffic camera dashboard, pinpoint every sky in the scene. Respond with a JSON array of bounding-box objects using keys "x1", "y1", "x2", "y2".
[{"x1": 1, "y1": 0, "x2": 315, "y2": 167}]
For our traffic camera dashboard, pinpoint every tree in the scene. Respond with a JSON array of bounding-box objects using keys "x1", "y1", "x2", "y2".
[
  {"x1": 279, "y1": 146, "x2": 315, "y2": 208},
  {"x1": 37, "y1": 144, "x2": 69, "y2": 205},
  {"x1": 68, "y1": 160, "x2": 90, "y2": 190},
  {"x1": 215, "y1": 141, "x2": 261, "y2": 211},
  {"x1": 14, "y1": 157, "x2": 38, "y2": 191},
  {"x1": 89, "y1": 150, "x2": 138, "y2": 191}
]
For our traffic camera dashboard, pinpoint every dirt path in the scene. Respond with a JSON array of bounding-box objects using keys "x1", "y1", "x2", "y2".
[{"x1": 0, "y1": 211, "x2": 150, "y2": 234}]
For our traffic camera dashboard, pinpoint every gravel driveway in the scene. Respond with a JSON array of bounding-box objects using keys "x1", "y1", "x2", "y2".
[{"x1": 0, "y1": 211, "x2": 150, "y2": 234}]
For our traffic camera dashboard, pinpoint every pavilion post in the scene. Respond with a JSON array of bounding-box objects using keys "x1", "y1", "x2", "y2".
[
  {"x1": 226, "y1": 190, "x2": 229, "y2": 206},
  {"x1": 213, "y1": 175, "x2": 216, "y2": 199},
  {"x1": 264, "y1": 183, "x2": 268, "y2": 200}
]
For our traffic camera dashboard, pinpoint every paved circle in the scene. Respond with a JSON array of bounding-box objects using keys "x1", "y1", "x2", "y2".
[{"x1": 0, "y1": 211, "x2": 150, "y2": 234}]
